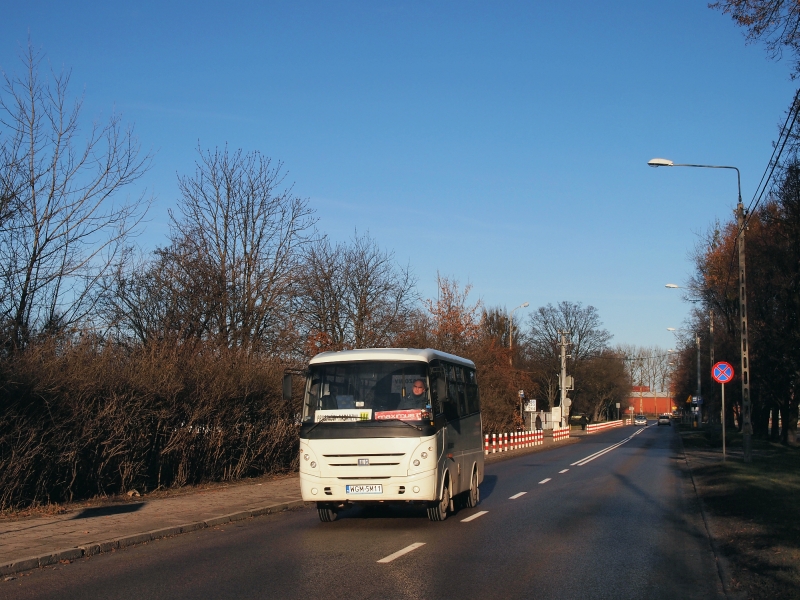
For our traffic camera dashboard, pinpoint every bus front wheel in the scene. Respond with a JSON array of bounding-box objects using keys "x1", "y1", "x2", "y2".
[
  {"x1": 427, "y1": 482, "x2": 450, "y2": 521},
  {"x1": 317, "y1": 503, "x2": 337, "y2": 522}
]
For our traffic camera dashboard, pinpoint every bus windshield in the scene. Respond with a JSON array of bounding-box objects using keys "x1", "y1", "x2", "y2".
[{"x1": 303, "y1": 361, "x2": 431, "y2": 423}]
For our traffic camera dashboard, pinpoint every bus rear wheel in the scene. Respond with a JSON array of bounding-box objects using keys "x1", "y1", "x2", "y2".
[
  {"x1": 427, "y1": 483, "x2": 450, "y2": 521},
  {"x1": 464, "y1": 469, "x2": 479, "y2": 508},
  {"x1": 317, "y1": 503, "x2": 337, "y2": 522}
]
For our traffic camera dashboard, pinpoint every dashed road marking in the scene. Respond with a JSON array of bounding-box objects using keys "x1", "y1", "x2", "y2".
[
  {"x1": 539, "y1": 478, "x2": 551, "y2": 484},
  {"x1": 461, "y1": 511, "x2": 489, "y2": 522},
  {"x1": 377, "y1": 542, "x2": 426, "y2": 563},
  {"x1": 509, "y1": 492, "x2": 527, "y2": 499},
  {"x1": 559, "y1": 469, "x2": 569, "y2": 473}
]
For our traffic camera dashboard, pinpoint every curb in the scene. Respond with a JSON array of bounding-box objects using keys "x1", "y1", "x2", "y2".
[
  {"x1": 676, "y1": 430, "x2": 745, "y2": 599},
  {"x1": 0, "y1": 499, "x2": 306, "y2": 578}
]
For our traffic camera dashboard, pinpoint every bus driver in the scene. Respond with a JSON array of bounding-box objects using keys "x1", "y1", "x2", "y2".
[{"x1": 398, "y1": 379, "x2": 427, "y2": 409}]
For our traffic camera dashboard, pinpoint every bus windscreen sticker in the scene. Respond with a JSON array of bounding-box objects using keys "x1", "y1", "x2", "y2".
[
  {"x1": 314, "y1": 409, "x2": 372, "y2": 422},
  {"x1": 375, "y1": 409, "x2": 423, "y2": 421}
]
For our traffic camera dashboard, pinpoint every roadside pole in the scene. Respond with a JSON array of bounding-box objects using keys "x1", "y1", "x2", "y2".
[
  {"x1": 721, "y1": 382, "x2": 726, "y2": 461},
  {"x1": 712, "y1": 361, "x2": 734, "y2": 462},
  {"x1": 558, "y1": 331, "x2": 570, "y2": 428}
]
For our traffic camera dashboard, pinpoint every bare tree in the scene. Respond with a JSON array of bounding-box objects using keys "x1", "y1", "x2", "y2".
[
  {"x1": 526, "y1": 301, "x2": 612, "y2": 361},
  {"x1": 295, "y1": 231, "x2": 417, "y2": 354},
  {"x1": 574, "y1": 350, "x2": 630, "y2": 422},
  {"x1": 618, "y1": 344, "x2": 672, "y2": 412},
  {"x1": 102, "y1": 244, "x2": 212, "y2": 346},
  {"x1": 522, "y1": 301, "x2": 612, "y2": 415},
  {"x1": 164, "y1": 145, "x2": 315, "y2": 352},
  {"x1": 0, "y1": 43, "x2": 150, "y2": 350}
]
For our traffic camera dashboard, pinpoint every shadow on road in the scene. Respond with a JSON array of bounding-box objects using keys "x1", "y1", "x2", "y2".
[{"x1": 479, "y1": 474, "x2": 497, "y2": 500}]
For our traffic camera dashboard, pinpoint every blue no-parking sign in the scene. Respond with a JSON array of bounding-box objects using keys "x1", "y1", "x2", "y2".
[{"x1": 712, "y1": 362, "x2": 734, "y2": 384}]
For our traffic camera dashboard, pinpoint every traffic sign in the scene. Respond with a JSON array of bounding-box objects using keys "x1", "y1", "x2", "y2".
[{"x1": 712, "y1": 361, "x2": 734, "y2": 384}]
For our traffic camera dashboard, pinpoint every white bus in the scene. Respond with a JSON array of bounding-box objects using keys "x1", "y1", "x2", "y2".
[{"x1": 293, "y1": 348, "x2": 484, "y2": 522}]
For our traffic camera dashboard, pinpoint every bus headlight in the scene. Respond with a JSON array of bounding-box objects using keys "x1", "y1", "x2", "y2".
[
  {"x1": 299, "y1": 446, "x2": 320, "y2": 475},
  {"x1": 408, "y1": 440, "x2": 436, "y2": 475}
]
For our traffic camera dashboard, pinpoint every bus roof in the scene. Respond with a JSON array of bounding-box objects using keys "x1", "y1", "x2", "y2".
[{"x1": 308, "y1": 348, "x2": 476, "y2": 368}]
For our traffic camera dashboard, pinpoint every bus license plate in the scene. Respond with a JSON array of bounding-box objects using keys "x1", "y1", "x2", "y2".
[{"x1": 346, "y1": 484, "x2": 382, "y2": 494}]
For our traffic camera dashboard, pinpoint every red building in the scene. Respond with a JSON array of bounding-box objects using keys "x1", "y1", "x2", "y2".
[{"x1": 625, "y1": 386, "x2": 675, "y2": 416}]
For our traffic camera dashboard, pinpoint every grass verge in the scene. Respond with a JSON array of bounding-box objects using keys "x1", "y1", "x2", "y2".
[{"x1": 681, "y1": 427, "x2": 800, "y2": 598}]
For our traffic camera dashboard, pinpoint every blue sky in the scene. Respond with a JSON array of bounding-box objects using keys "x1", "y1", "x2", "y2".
[{"x1": 2, "y1": 1, "x2": 795, "y2": 350}]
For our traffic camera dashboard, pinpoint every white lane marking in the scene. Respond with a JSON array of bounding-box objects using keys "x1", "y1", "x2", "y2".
[
  {"x1": 461, "y1": 510, "x2": 489, "y2": 522},
  {"x1": 570, "y1": 427, "x2": 651, "y2": 466},
  {"x1": 539, "y1": 478, "x2": 551, "y2": 484},
  {"x1": 377, "y1": 542, "x2": 426, "y2": 563},
  {"x1": 570, "y1": 438, "x2": 630, "y2": 466},
  {"x1": 509, "y1": 492, "x2": 527, "y2": 500},
  {"x1": 559, "y1": 469, "x2": 569, "y2": 473}
]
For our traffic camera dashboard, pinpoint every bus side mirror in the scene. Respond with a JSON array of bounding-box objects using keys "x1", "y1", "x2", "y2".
[{"x1": 282, "y1": 373, "x2": 292, "y2": 402}]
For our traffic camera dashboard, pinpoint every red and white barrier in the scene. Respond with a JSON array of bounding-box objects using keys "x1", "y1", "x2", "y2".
[
  {"x1": 486, "y1": 430, "x2": 546, "y2": 452},
  {"x1": 586, "y1": 420, "x2": 623, "y2": 434},
  {"x1": 553, "y1": 426, "x2": 570, "y2": 441}
]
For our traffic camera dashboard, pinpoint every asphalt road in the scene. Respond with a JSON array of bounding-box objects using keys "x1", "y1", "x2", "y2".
[{"x1": 2, "y1": 424, "x2": 724, "y2": 600}]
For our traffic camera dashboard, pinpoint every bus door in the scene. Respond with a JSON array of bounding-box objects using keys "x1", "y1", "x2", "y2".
[{"x1": 432, "y1": 361, "x2": 467, "y2": 496}]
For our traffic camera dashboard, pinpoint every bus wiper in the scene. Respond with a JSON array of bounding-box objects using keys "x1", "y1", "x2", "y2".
[
  {"x1": 380, "y1": 418, "x2": 423, "y2": 431},
  {"x1": 305, "y1": 415, "x2": 337, "y2": 435}
]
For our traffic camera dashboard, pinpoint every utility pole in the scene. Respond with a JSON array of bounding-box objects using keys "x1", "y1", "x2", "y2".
[
  {"x1": 710, "y1": 309, "x2": 716, "y2": 424},
  {"x1": 509, "y1": 302, "x2": 529, "y2": 366},
  {"x1": 709, "y1": 309, "x2": 715, "y2": 367},
  {"x1": 736, "y1": 203, "x2": 753, "y2": 462},
  {"x1": 558, "y1": 331, "x2": 571, "y2": 428},
  {"x1": 696, "y1": 332, "x2": 701, "y2": 427}
]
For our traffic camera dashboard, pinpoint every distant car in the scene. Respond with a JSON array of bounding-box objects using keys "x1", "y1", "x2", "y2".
[
  {"x1": 634, "y1": 414, "x2": 647, "y2": 426},
  {"x1": 657, "y1": 414, "x2": 671, "y2": 426}
]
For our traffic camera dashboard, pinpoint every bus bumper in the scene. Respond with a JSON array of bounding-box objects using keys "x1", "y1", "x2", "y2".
[{"x1": 299, "y1": 470, "x2": 437, "y2": 503}]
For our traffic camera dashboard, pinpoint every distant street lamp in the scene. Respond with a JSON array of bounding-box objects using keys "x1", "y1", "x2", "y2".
[
  {"x1": 666, "y1": 282, "x2": 714, "y2": 364},
  {"x1": 650, "y1": 158, "x2": 752, "y2": 459},
  {"x1": 508, "y1": 302, "x2": 529, "y2": 356},
  {"x1": 667, "y1": 326, "x2": 701, "y2": 425}
]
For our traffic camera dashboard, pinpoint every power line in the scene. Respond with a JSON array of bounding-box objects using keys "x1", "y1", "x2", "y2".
[{"x1": 714, "y1": 88, "x2": 800, "y2": 302}]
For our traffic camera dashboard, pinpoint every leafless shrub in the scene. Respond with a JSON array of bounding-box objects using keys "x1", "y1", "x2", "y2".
[{"x1": 0, "y1": 336, "x2": 297, "y2": 510}]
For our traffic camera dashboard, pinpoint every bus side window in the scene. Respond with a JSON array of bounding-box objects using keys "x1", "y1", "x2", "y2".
[
  {"x1": 436, "y1": 362, "x2": 457, "y2": 421},
  {"x1": 429, "y1": 361, "x2": 445, "y2": 415},
  {"x1": 466, "y1": 369, "x2": 480, "y2": 414},
  {"x1": 454, "y1": 366, "x2": 467, "y2": 417}
]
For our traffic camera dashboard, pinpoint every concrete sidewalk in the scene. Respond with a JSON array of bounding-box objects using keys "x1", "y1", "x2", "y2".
[
  {"x1": 0, "y1": 474, "x2": 304, "y2": 578},
  {"x1": 0, "y1": 432, "x2": 585, "y2": 578}
]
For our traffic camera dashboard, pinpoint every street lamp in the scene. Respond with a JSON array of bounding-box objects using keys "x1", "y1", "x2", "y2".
[
  {"x1": 666, "y1": 282, "x2": 714, "y2": 362},
  {"x1": 650, "y1": 158, "x2": 752, "y2": 460},
  {"x1": 508, "y1": 302, "x2": 529, "y2": 353},
  {"x1": 667, "y1": 326, "x2": 701, "y2": 426}
]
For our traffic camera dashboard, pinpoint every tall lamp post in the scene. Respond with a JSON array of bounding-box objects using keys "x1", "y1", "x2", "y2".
[
  {"x1": 650, "y1": 158, "x2": 752, "y2": 461},
  {"x1": 666, "y1": 283, "x2": 717, "y2": 420},
  {"x1": 508, "y1": 302, "x2": 529, "y2": 365},
  {"x1": 668, "y1": 326, "x2": 701, "y2": 426}
]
